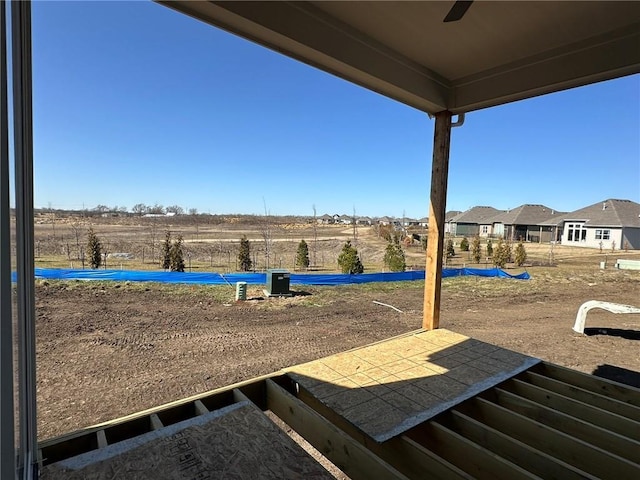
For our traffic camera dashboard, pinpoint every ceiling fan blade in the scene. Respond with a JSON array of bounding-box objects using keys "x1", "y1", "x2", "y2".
[{"x1": 443, "y1": 0, "x2": 474, "y2": 23}]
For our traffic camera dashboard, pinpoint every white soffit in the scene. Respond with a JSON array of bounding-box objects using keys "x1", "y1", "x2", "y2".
[{"x1": 160, "y1": 1, "x2": 640, "y2": 114}]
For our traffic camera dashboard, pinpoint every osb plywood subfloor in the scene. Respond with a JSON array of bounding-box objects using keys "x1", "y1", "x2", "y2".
[
  {"x1": 287, "y1": 328, "x2": 540, "y2": 442},
  {"x1": 41, "y1": 401, "x2": 334, "y2": 480}
]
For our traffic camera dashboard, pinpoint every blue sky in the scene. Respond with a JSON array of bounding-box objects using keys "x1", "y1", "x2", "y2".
[{"x1": 31, "y1": 1, "x2": 639, "y2": 219}]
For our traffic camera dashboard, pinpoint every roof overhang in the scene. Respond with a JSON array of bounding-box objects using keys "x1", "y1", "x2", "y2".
[{"x1": 159, "y1": 1, "x2": 640, "y2": 114}]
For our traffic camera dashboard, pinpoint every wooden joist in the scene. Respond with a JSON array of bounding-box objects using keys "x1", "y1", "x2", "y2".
[
  {"x1": 504, "y1": 377, "x2": 640, "y2": 440},
  {"x1": 491, "y1": 386, "x2": 640, "y2": 464},
  {"x1": 289, "y1": 377, "x2": 472, "y2": 480},
  {"x1": 467, "y1": 396, "x2": 639, "y2": 479},
  {"x1": 534, "y1": 362, "x2": 640, "y2": 407},
  {"x1": 524, "y1": 371, "x2": 640, "y2": 420},
  {"x1": 36, "y1": 359, "x2": 640, "y2": 479},
  {"x1": 265, "y1": 379, "x2": 409, "y2": 480},
  {"x1": 410, "y1": 422, "x2": 538, "y2": 480},
  {"x1": 442, "y1": 409, "x2": 597, "y2": 480}
]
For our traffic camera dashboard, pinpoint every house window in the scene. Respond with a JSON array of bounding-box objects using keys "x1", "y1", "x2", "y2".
[
  {"x1": 481, "y1": 226, "x2": 488, "y2": 234},
  {"x1": 566, "y1": 223, "x2": 587, "y2": 242},
  {"x1": 595, "y1": 229, "x2": 610, "y2": 240}
]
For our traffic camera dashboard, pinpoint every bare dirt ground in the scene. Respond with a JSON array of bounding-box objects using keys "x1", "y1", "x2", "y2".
[{"x1": 34, "y1": 262, "x2": 640, "y2": 441}]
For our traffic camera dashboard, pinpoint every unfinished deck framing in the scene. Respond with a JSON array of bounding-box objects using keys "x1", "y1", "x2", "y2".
[{"x1": 39, "y1": 331, "x2": 640, "y2": 479}]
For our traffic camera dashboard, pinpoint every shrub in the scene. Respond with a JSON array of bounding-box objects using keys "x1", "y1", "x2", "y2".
[
  {"x1": 86, "y1": 227, "x2": 102, "y2": 269},
  {"x1": 493, "y1": 238, "x2": 510, "y2": 268},
  {"x1": 383, "y1": 242, "x2": 406, "y2": 272},
  {"x1": 486, "y1": 239, "x2": 493, "y2": 258},
  {"x1": 514, "y1": 241, "x2": 527, "y2": 266},
  {"x1": 161, "y1": 230, "x2": 171, "y2": 269},
  {"x1": 170, "y1": 235, "x2": 185, "y2": 272},
  {"x1": 238, "y1": 236, "x2": 252, "y2": 272},
  {"x1": 460, "y1": 237, "x2": 469, "y2": 251},
  {"x1": 471, "y1": 236, "x2": 482, "y2": 263},
  {"x1": 295, "y1": 239, "x2": 310, "y2": 270},
  {"x1": 446, "y1": 239, "x2": 455, "y2": 257},
  {"x1": 337, "y1": 240, "x2": 364, "y2": 274}
]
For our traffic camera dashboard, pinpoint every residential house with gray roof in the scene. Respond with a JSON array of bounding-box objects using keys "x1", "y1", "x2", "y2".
[
  {"x1": 560, "y1": 199, "x2": 640, "y2": 250},
  {"x1": 317, "y1": 214, "x2": 334, "y2": 224},
  {"x1": 448, "y1": 206, "x2": 503, "y2": 237},
  {"x1": 490, "y1": 204, "x2": 562, "y2": 242}
]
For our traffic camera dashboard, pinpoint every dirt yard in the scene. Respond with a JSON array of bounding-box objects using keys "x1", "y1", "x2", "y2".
[{"x1": 34, "y1": 262, "x2": 640, "y2": 441}]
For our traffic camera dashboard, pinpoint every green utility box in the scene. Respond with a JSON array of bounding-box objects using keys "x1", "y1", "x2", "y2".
[{"x1": 265, "y1": 269, "x2": 291, "y2": 296}]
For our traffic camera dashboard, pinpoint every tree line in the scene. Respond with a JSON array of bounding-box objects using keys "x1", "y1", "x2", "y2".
[
  {"x1": 447, "y1": 236, "x2": 527, "y2": 267},
  {"x1": 85, "y1": 228, "x2": 526, "y2": 273}
]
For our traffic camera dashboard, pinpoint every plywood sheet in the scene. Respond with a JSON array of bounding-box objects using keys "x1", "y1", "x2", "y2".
[
  {"x1": 41, "y1": 401, "x2": 335, "y2": 480},
  {"x1": 287, "y1": 329, "x2": 540, "y2": 442}
]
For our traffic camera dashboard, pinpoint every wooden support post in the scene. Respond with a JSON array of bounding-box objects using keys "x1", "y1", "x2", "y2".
[{"x1": 423, "y1": 111, "x2": 452, "y2": 330}]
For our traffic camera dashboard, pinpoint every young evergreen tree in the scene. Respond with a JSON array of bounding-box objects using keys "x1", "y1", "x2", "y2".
[
  {"x1": 295, "y1": 239, "x2": 310, "y2": 270},
  {"x1": 486, "y1": 239, "x2": 494, "y2": 258},
  {"x1": 86, "y1": 227, "x2": 102, "y2": 269},
  {"x1": 161, "y1": 230, "x2": 172, "y2": 269},
  {"x1": 383, "y1": 242, "x2": 406, "y2": 272},
  {"x1": 337, "y1": 240, "x2": 364, "y2": 274},
  {"x1": 446, "y1": 238, "x2": 455, "y2": 258},
  {"x1": 169, "y1": 235, "x2": 185, "y2": 272},
  {"x1": 505, "y1": 240, "x2": 513, "y2": 264},
  {"x1": 514, "y1": 241, "x2": 527, "y2": 266},
  {"x1": 238, "y1": 236, "x2": 252, "y2": 272},
  {"x1": 493, "y1": 238, "x2": 509, "y2": 268},
  {"x1": 460, "y1": 237, "x2": 469, "y2": 252},
  {"x1": 471, "y1": 236, "x2": 482, "y2": 263}
]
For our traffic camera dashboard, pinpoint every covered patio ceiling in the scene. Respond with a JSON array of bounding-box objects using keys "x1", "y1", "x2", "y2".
[
  {"x1": 160, "y1": 1, "x2": 640, "y2": 114},
  {"x1": 2, "y1": 2, "x2": 639, "y2": 477}
]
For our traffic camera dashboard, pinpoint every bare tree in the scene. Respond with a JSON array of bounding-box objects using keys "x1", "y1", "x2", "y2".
[
  {"x1": 70, "y1": 218, "x2": 83, "y2": 259},
  {"x1": 261, "y1": 198, "x2": 272, "y2": 270},
  {"x1": 312, "y1": 204, "x2": 318, "y2": 268},
  {"x1": 352, "y1": 206, "x2": 358, "y2": 244},
  {"x1": 149, "y1": 203, "x2": 164, "y2": 215},
  {"x1": 48, "y1": 201, "x2": 56, "y2": 239},
  {"x1": 148, "y1": 221, "x2": 158, "y2": 265},
  {"x1": 132, "y1": 203, "x2": 147, "y2": 215},
  {"x1": 165, "y1": 205, "x2": 184, "y2": 215}
]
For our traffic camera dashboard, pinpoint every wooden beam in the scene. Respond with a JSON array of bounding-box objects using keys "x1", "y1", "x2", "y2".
[
  {"x1": 471, "y1": 396, "x2": 639, "y2": 479},
  {"x1": 95, "y1": 430, "x2": 108, "y2": 449},
  {"x1": 536, "y1": 362, "x2": 640, "y2": 407},
  {"x1": 412, "y1": 422, "x2": 538, "y2": 479},
  {"x1": 265, "y1": 379, "x2": 409, "y2": 480},
  {"x1": 423, "y1": 111, "x2": 452, "y2": 330},
  {"x1": 149, "y1": 414, "x2": 163, "y2": 431},
  {"x1": 292, "y1": 379, "x2": 470, "y2": 480},
  {"x1": 524, "y1": 371, "x2": 640, "y2": 421},
  {"x1": 493, "y1": 387, "x2": 640, "y2": 464},
  {"x1": 505, "y1": 378, "x2": 640, "y2": 440},
  {"x1": 444, "y1": 410, "x2": 594, "y2": 480},
  {"x1": 193, "y1": 400, "x2": 209, "y2": 416}
]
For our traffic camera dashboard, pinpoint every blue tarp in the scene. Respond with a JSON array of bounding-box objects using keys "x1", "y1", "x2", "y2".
[{"x1": 11, "y1": 267, "x2": 529, "y2": 285}]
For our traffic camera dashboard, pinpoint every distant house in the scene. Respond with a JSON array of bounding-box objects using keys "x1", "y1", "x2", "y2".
[
  {"x1": 337, "y1": 214, "x2": 353, "y2": 225},
  {"x1": 449, "y1": 206, "x2": 503, "y2": 237},
  {"x1": 378, "y1": 216, "x2": 392, "y2": 226},
  {"x1": 443, "y1": 210, "x2": 461, "y2": 234},
  {"x1": 559, "y1": 199, "x2": 640, "y2": 250},
  {"x1": 418, "y1": 217, "x2": 429, "y2": 227},
  {"x1": 489, "y1": 204, "x2": 562, "y2": 242},
  {"x1": 356, "y1": 216, "x2": 372, "y2": 225},
  {"x1": 535, "y1": 211, "x2": 567, "y2": 243},
  {"x1": 317, "y1": 214, "x2": 334, "y2": 224}
]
